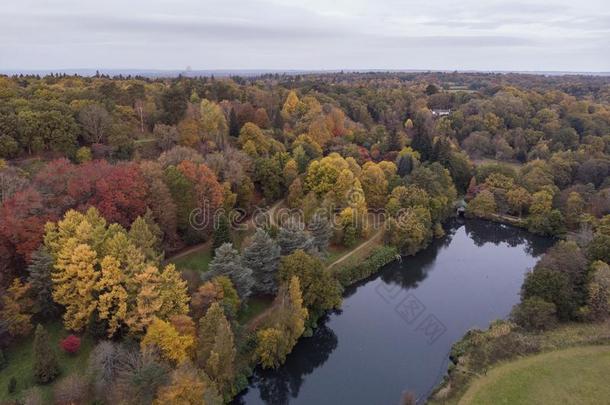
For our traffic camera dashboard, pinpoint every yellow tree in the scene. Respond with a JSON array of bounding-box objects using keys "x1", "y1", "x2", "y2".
[
  {"x1": 97, "y1": 256, "x2": 128, "y2": 337},
  {"x1": 360, "y1": 162, "x2": 389, "y2": 209},
  {"x1": 0, "y1": 279, "x2": 33, "y2": 337},
  {"x1": 141, "y1": 317, "x2": 194, "y2": 364},
  {"x1": 52, "y1": 242, "x2": 99, "y2": 331},
  {"x1": 281, "y1": 91, "x2": 300, "y2": 121},
  {"x1": 200, "y1": 99, "x2": 228, "y2": 149},
  {"x1": 197, "y1": 302, "x2": 236, "y2": 392},
  {"x1": 126, "y1": 265, "x2": 163, "y2": 333},
  {"x1": 154, "y1": 364, "x2": 221, "y2": 405},
  {"x1": 158, "y1": 264, "x2": 190, "y2": 320}
]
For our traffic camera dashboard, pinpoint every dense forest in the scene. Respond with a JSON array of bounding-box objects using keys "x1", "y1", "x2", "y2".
[{"x1": 0, "y1": 71, "x2": 609, "y2": 404}]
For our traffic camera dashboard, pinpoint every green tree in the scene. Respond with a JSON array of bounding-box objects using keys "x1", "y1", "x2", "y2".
[
  {"x1": 27, "y1": 247, "x2": 60, "y2": 318},
  {"x1": 208, "y1": 243, "x2": 253, "y2": 299},
  {"x1": 242, "y1": 228, "x2": 281, "y2": 295},
  {"x1": 212, "y1": 214, "x2": 232, "y2": 258},
  {"x1": 33, "y1": 324, "x2": 60, "y2": 383},
  {"x1": 278, "y1": 250, "x2": 341, "y2": 319},
  {"x1": 308, "y1": 213, "x2": 332, "y2": 255},
  {"x1": 278, "y1": 219, "x2": 314, "y2": 256}
]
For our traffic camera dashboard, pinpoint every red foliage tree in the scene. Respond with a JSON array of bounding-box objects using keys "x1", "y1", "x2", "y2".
[
  {"x1": 60, "y1": 335, "x2": 81, "y2": 354},
  {"x1": 85, "y1": 162, "x2": 149, "y2": 228},
  {"x1": 0, "y1": 187, "x2": 52, "y2": 261}
]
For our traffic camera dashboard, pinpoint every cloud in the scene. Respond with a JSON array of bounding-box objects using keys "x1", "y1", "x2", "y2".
[{"x1": 0, "y1": 0, "x2": 608, "y2": 71}]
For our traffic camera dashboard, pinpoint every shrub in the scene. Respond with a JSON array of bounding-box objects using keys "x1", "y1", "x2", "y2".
[
  {"x1": 53, "y1": 374, "x2": 89, "y2": 405},
  {"x1": 7, "y1": 377, "x2": 16, "y2": 394},
  {"x1": 511, "y1": 297, "x2": 558, "y2": 331},
  {"x1": 335, "y1": 246, "x2": 397, "y2": 286},
  {"x1": 60, "y1": 335, "x2": 81, "y2": 354}
]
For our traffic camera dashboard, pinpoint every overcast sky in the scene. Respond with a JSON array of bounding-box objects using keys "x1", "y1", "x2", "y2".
[{"x1": 1, "y1": 0, "x2": 609, "y2": 72}]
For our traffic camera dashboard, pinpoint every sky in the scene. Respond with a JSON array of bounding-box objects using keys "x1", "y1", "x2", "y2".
[{"x1": 1, "y1": 0, "x2": 609, "y2": 72}]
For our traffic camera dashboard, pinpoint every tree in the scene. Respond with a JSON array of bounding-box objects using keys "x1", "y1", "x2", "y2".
[
  {"x1": 52, "y1": 242, "x2": 99, "y2": 332},
  {"x1": 466, "y1": 190, "x2": 496, "y2": 219},
  {"x1": 510, "y1": 297, "x2": 557, "y2": 331},
  {"x1": 60, "y1": 335, "x2": 81, "y2": 354},
  {"x1": 255, "y1": 277, "x2": 307, "y2": 369},
  {"x1": 126, "y1": 265, "x2": 163, "y2": 333},
  {"x1": 200, "y1": 99, "x2": 228, "y2": 149},
  {"x1": 96, "y1": 256, "x2": 128, "y2": 337},
  {"x1": 154, "y1": 364, "x2": 222, "y2": 405},
  {"x1": 506, "y1": 186, "x2": 531, "y2": 217},
  {"x1": 278, "y1": 250, "x2": 341, "y2": 318},
  {"x1": 191, "y1": 276, "x2": 239, "y2": 320},
  {"x1": 27, "y1": 247, "x2": 59, "y2": 318},
  {"x1": 141, "y1": 317, "x2": 194, "y2": 364},
  {"x1": 212, "y1": 214, "x2": 232, "y2": 257},
  {"x1": 242, "y1": 228, "x2": 281, "y2": 295},
  {"x1": 308, "y1": 213, "x2": 332, "y2": 255},
  {"x1": 360, "y1": 162, "x2": 389, "y2": 209},
  {"x1": 157, "y1": 263, "x2": 190, "y2": 320},
  {"x1": 278, "y1": 219, "x2": 314, "y2": 256},
  {"x1": 565, "y1": 192, "x2": 584, "y2": 230},
  {"x1": 129, "y1": 212, "x2": 163, "y2": 263},
  {"x1": 154, "y1": 124, "x2": 179, "y2": 152},
  {"x1": 78, "y1": 104, "x2": 112, "y2": 144},
  {"x1": 0, "y1": 278, "x2": 33, "y2": 337},
  {"x1": 196, "y1": 302, "x2": 236, "y2": 394},
  {"x1": 228, "y1": 108, "x2": 240, "y2": 137},
  {"x1": 33, "y1": 324, "x2": 59, "y2": 383},
  {"x1": 207, "y1": 243, "x2": 253, "y2": 299}
]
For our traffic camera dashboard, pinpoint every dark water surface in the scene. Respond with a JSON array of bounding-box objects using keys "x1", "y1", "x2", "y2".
[{"x1": 236, "y1": 219, "x2": 553, "y2": 405}]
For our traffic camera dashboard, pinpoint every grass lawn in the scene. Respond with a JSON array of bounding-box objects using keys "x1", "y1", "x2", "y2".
[
  {"x1": 170, "y1": 246, "x2": 212, "y2": 273},
  {"x1": 0, "y1": 321, "x2": 94, "y2": 402},
  {"x1": 459, "y1": 345, "x2": 610, "y2": 405},
  {"x1": 237, "y1": 296, "x2": 274, "y2": 324}
]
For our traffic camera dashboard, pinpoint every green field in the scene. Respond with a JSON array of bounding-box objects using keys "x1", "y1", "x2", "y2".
[
  {"x1": 0, "y1": 322, "x2": 94, "y2": 402},
  {"x1": 459, "y1": 345, "x2": 610, "y2": 405},
  {"x1": 170, "y1": 246, "x2": 212, "y2": 273}
]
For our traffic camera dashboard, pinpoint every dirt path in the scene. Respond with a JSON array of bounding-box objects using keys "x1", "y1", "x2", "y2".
[
  {"x1": 245, "y1": 298, "x2": 281, "y2": 332},
  {"x1": 327, "y1": 226, "x2": 384, "y2": 269}
]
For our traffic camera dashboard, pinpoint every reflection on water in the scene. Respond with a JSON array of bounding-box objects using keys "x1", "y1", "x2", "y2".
[{"x1": 236, "y1": 219, "x2": 553, "y2": 405}]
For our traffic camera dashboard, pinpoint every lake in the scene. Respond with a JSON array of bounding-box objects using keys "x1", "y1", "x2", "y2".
[{"x1": 235, "y1": 219, "x2": 553, "y2": 405}]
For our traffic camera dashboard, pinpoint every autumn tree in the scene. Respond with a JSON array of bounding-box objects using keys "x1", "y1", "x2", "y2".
[
  {"x1": 191, "y1": 276, "x2": 239, "y2": 321},
  {"x1": 141, "y1": 317, "x2": 194, "y2": 364},
  {"x1": 196, "y1": 302, "x2": 236, "y2": 394},
  {"x1": 53, "y1": 242, "x2": 99, "y2": 331},
  {"x1": 97, "y1": 256, "x2": 128, "y2": 337},
  {"x1": 255, "y1": 277, "x2": 307, "y2": 369},
  {"x1": 153, "y1": 363, "x2": 222, "y2": 405},
  {"x1": 0, "y1": 278, "x2": 33, "y2": 338},
  {"x1": 278, "y1": 250, "x2": 341, "y2": 319}
]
